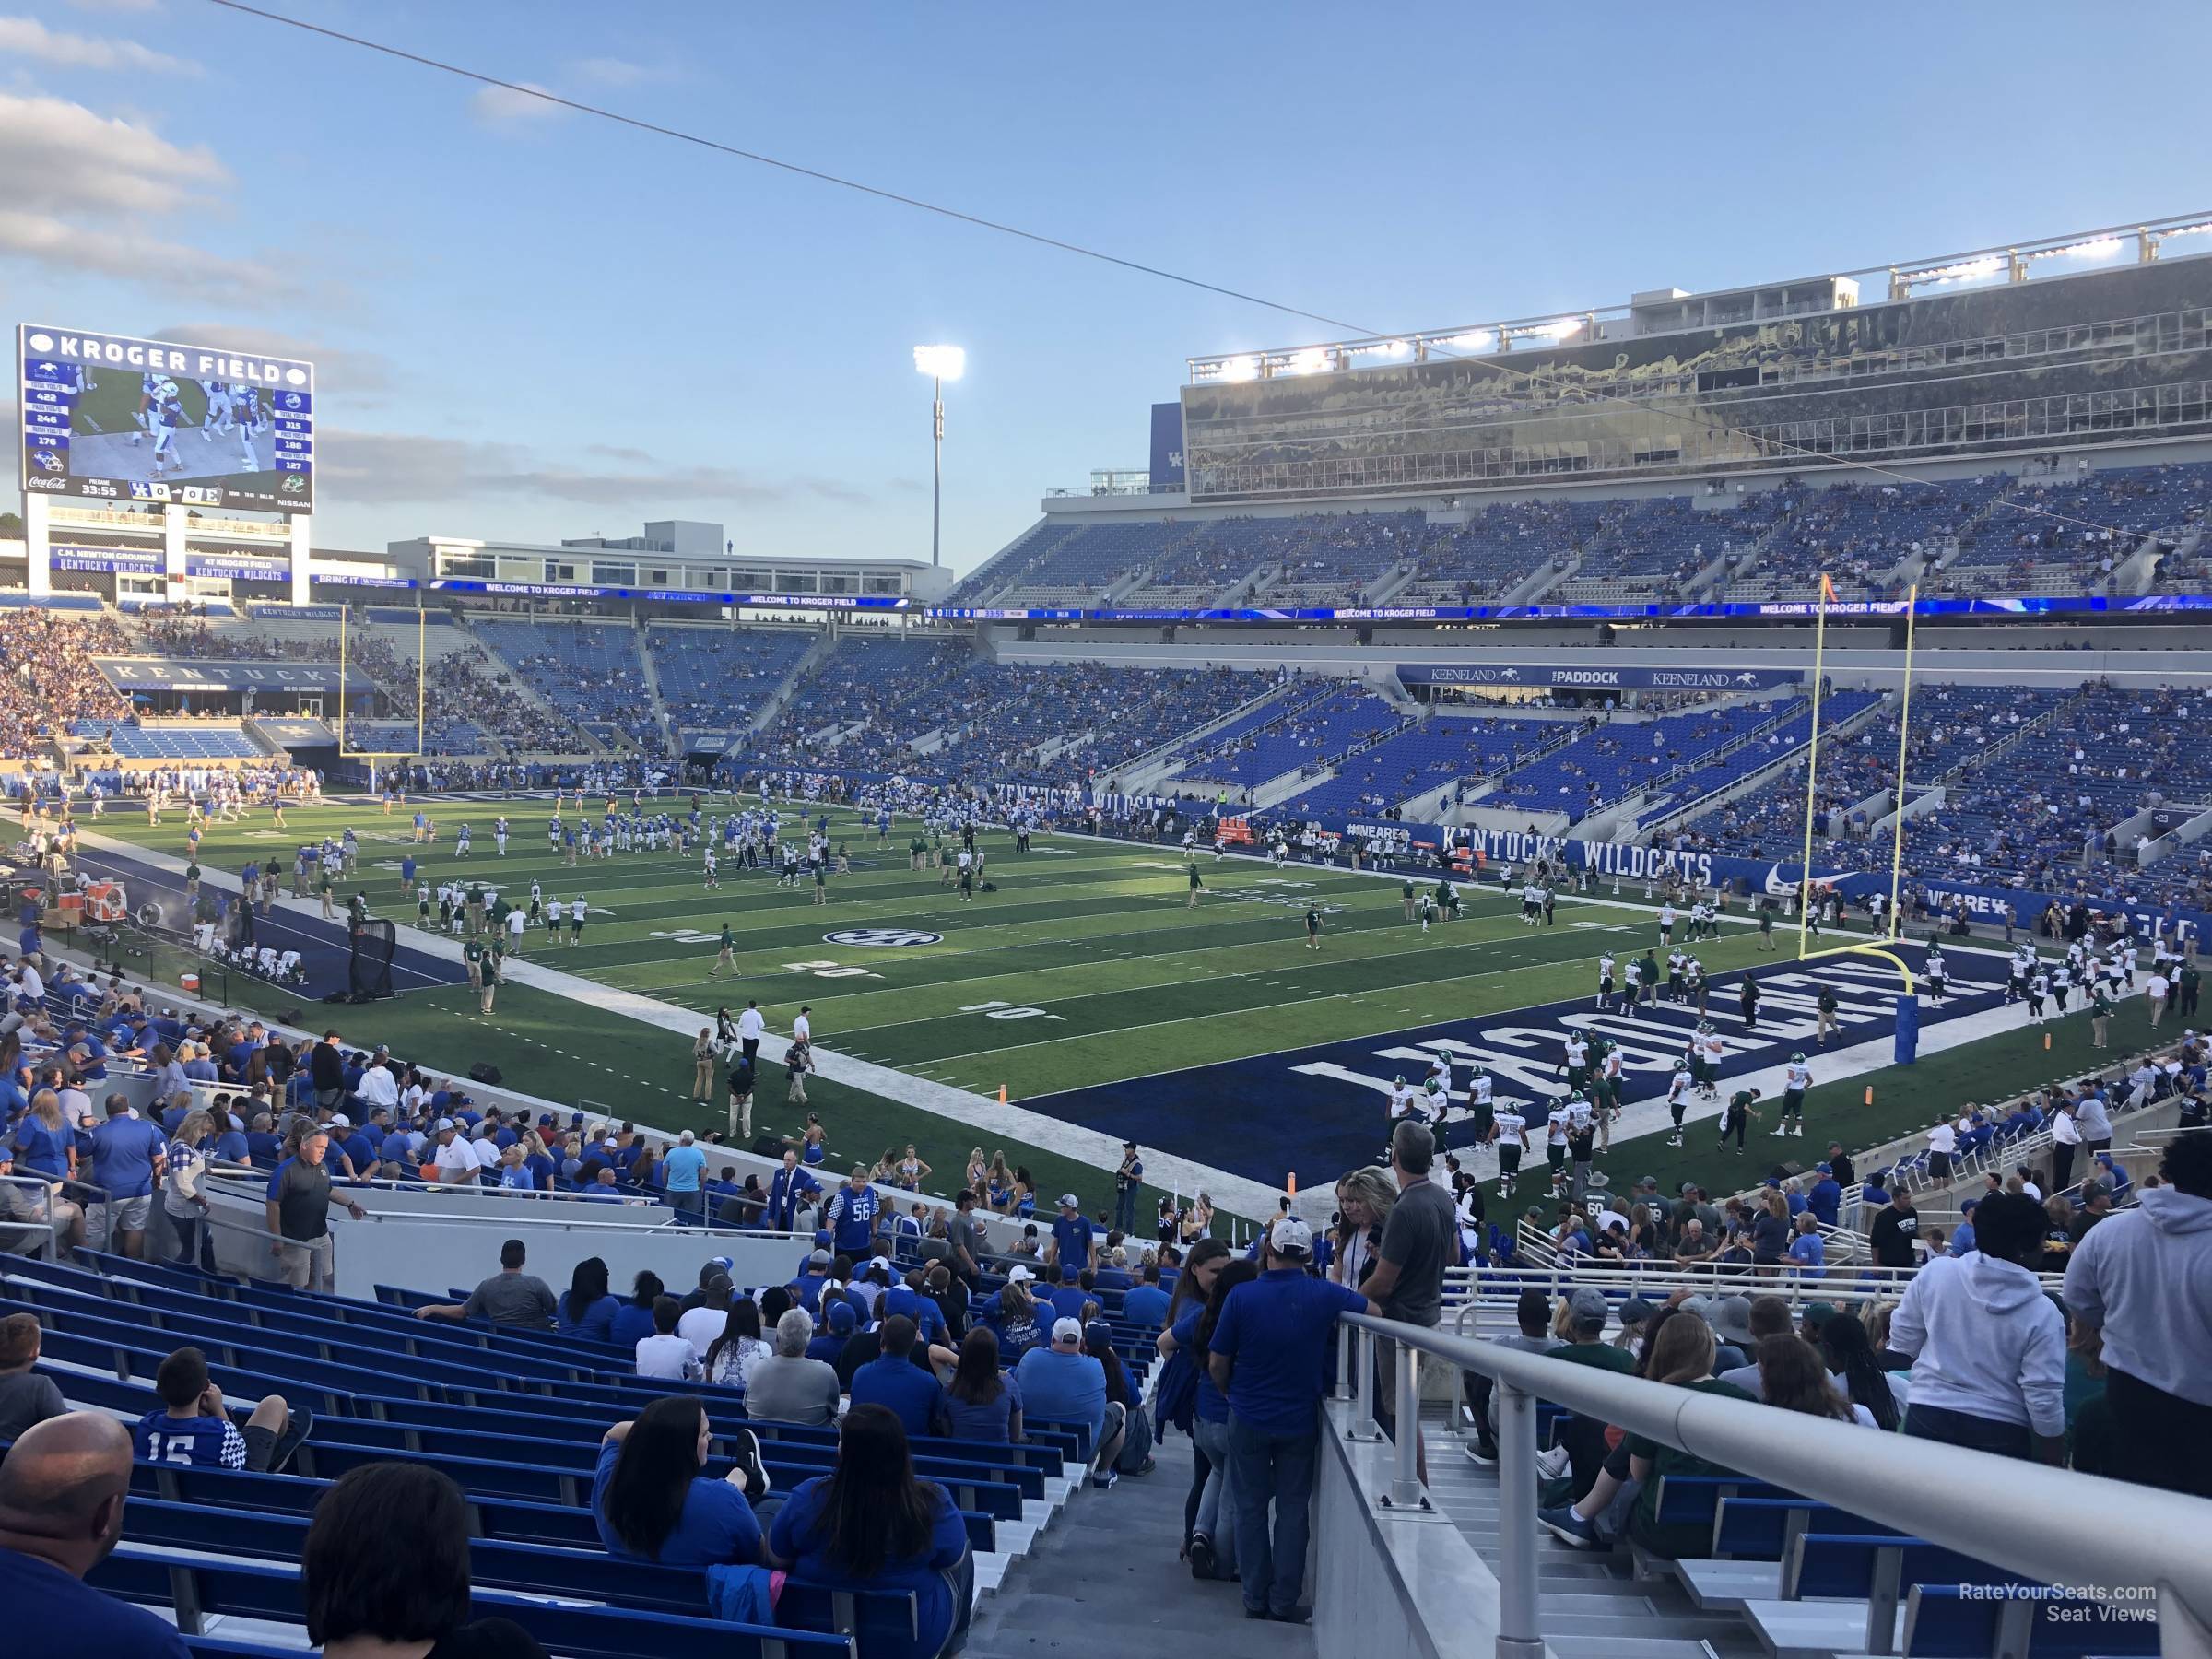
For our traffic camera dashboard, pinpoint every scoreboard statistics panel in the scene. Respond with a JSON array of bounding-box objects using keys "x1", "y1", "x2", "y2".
[{"x1": 18, "y1": 324, "x2": 315, "y2": 513}]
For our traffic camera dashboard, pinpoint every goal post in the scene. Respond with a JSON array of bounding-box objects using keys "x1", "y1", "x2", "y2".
[{"x1": 1794, "y1": 573, "x2": 1919, "y2": 1005}]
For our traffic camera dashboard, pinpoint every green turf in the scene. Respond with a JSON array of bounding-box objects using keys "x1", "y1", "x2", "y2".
[
  {"x1": 72, "y1": 366, "x2": 209, "y2": 437},
  {"x1": 88, "y1": 794, "x2": 2156, "y2": 1226}
]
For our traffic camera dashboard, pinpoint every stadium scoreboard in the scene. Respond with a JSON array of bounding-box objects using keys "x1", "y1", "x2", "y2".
[{"x1": 17, "y1": 324, "x2": 315, "y2": 513}]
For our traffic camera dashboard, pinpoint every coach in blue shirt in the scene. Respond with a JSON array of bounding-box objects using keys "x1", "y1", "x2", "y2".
[
  {"x1": 1209, "y1": 1216, "x2": 1375, "y2": 1622},
  {"x1": 88, "y1": 1096, "x2": 167, "y2": 1259}
]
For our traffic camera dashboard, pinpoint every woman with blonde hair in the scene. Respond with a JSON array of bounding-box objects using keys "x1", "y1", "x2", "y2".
[
  {"x1": 8, "y1": 1088, "x2": 84, "y2": 1253},
  {"x1": 965, "y1": 1147, "x2": 989, "y2": 1196},
  {"x1": 161, "y1": 1108, "x2": 218, "y2": 1266},
  {"x1": 1331, "y1": 1167, "x2": 1397, "y2": 1291},
  {"x1": 1182, "y1": 1192, "x2": 1214, "y2": 1243}
]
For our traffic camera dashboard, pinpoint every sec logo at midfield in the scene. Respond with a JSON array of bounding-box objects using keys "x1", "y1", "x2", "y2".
[{"x1": 824, "y1": 927, "x2": 944, "y2": 948}]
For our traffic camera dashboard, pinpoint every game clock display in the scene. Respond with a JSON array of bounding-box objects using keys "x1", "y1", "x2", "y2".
[{"x1": 18, "y1": 324, "x2": 314, "y2": 513}]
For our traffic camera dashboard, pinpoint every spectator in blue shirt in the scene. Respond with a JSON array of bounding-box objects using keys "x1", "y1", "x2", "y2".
[
  {"x1": 1122, "y1": 1264, "x2": 1172, "y2": 1327},
  {"x1": 592, "y1": 1396, "x2": 766, "y2": 1566},
  {"x1": 663, "y1": 1129, "x2": 708, "y2": 1221},
  {"x1": 1785, "y1": 1215, "x2": 1827, "y2": 1279},
  {"x1": 557, "y1": 1256, "x2": 618, "y2": 1343},
  {"x1": 1162, "y1": 1257, "x2": 1258, "y2": 1582},
  {"x1": 825, "y1": 1167, "x2": 880, "y2": 1258},
  {"x1": 1046, "y1": 1264, "x2": 1091, "y2": 1326},
  {"x1": 793, "y1": 1248, "x2": 834, "y2": 1313},
  {"x1": 1806, "y1": 1164, "x2": 1842, "y2": 1229},
  {"x1": 0, "y1": 1413, "x2": 193, "y2": 1658},
  {"x1": 1047, "y1": 1194, "x2": 1096, "y2": 1274},
  {"x1": 243, "y1": 1112, "x2": 283, "y2": 1165},
  {"x1": 1016, "y1": 1317, "x2": 1124, "y2": 1487},
  {"x1": 940, "y1": 1326, "x2": 1023, "y2": 1444},
  {"x1": 850, "y1": 1316, "x2": 946, "y2": 1439},
  {"x1": 1209, "y1": 1216, "x2": 1376, "y2": 1622},
  {"x1": 608, "y1": 1271, "x2": 665, "y2": 1350},
  {"x1": 1950, "y1": 1197, "x2": 1980, "y2": 1257},
  {"x1": 87, "y1": 1095, "x2": 167, "y2": 1259},
  {"x1": 809, "y1": 1300, "x2": 855, "y2": 1365},
  {"x1": 766, "y1": 1406, "x2": 972, "y2": 1659}
]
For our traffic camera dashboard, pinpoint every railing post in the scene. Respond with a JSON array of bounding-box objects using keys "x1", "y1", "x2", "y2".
[
  {"x1": 1352, "y1": 1326, "x2": 1379, "y2": 1441},
  {"x1": 1389, "y1": 1344, "x2": 1424, "y2": 1508},
  {"x1": 1335, "y1": 1320, "x2": 1354, "y2": 1401},
  {"x1": 1494, "y1": 1376, "x2": 1544, "y2": 1659}
]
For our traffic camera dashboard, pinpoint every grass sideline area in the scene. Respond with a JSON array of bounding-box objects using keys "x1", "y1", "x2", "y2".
[{"x1": 84, "y1": 793, "x2": 2174, "y2": 1223}]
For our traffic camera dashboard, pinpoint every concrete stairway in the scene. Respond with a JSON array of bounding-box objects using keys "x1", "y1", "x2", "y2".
[
  {"x1": 1419, "y1": 1418, "x2": 1757, "y2": 1659},
  {"x1": 964, "y1": 1423, "x2": 1315, "y2": 1659}
]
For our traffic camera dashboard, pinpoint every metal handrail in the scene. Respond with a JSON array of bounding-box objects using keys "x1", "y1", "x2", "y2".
[
  {"x1": 0, "y1": 1174, "x2": 65, "y2": 1262},
  {"x1": 1335, "y1": 1311, "x2": 2212, "y2": 1659}
]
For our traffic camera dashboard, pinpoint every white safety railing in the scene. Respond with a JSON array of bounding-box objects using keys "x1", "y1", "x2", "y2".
[
  {"x1": 1333, "y1": 1311, "x2": 2212, "y2": 1659},
  {"x1": 0, "y1": 1175, "x2": 65, "y2": 1262}
]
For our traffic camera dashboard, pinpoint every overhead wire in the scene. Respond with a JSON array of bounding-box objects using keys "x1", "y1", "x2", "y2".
[{"x1": 203, "y1": 0, "x2": 2189, "y2": 548}]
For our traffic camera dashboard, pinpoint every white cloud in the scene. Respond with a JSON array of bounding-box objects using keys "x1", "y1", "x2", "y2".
[
  {"x1": 318, "y1": 429, "x2": 884, "y2": 510},
  {"x1": 572, "y1": 57, "x2": 653, "y2": 86},
  {"x1": 0, "y1": 92, "x2": 226, "y2": 216},
  {"x1": 68, "y1": 0, "x2": 164, "y2": 12},
  {"x1": 0, "y1": 14, "x2": 199, "y2": 75},
  {"x1": 468, "y1": 81, "x2": 569, "y2": 124},
  {"x1": 0, "y1": 208, "x2": 299, "y2": 304}
]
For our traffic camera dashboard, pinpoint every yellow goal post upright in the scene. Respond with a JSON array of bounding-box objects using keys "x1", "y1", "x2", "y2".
[
  {"x1": 335, "y1": 604, "x2": 426, "y2": 785},
  {"x1": 1794, "y1": 574, "x2": 1923, "y2": 1047}
]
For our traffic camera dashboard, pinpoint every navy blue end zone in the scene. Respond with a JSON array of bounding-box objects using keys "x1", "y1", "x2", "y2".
[
  {"x1": 73, "y1": 842, "x2": 466, "y2": 1002},
  {"x1": 1024, "y1": 946, "x2": 2010, "y2": 1191}
]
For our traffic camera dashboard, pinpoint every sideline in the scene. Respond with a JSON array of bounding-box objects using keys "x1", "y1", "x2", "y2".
[{"x1": 72, "y1": 821, "x2": 1290, "y2": 1218}]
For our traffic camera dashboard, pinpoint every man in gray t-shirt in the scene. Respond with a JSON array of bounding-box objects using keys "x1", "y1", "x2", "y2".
[
  {"x1": 948, "y1": 1194, "x2": 988, "y2": 1283},
  {"x1": 416, "y1": 1239, "x2": 556, "y2": 1329},
  {"x1": 1359, "y1": 1121, "x2": 1456, "y2": 1479},
  {"x1": 744, "y1": 1308, "x2": 842, "y2": 1424}
]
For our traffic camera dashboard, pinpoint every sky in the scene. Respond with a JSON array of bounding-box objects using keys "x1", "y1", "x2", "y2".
[{"x1": 6, "y1": 0, "x2": 2212, "y2": 573}]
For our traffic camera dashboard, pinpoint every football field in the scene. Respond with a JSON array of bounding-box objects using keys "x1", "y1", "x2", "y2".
[{"x1": 87, "y1": 794, "x2": 2161, "y2": 1222}]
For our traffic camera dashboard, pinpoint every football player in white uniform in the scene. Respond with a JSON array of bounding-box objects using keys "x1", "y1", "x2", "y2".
[
  {"x1": 200, "y1": 379, "x2": 230, "y2": 439},
  {"x1": 148, "y1": 381, "x2": 191, "y2": 475},
  {"x1": 1665, "y1": 1056, "x2": 1695, "y2": 1147},
  {"x1": 130, "y1": 371, "x2": 161, "y2": 445}
]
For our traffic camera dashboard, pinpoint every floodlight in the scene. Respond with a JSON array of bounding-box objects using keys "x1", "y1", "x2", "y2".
[{"x1": 912, "y1": 345, "x2": 966, "y2": 382}]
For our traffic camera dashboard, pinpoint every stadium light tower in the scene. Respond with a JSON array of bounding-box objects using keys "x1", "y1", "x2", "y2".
[{"x1": 912, "y1": 345, "x2": 965, "y2": 567}]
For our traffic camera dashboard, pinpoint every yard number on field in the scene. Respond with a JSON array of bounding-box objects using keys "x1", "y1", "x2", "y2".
[{"x1": 959, "y1": 999, "x2": 1064, "y2": 1021}]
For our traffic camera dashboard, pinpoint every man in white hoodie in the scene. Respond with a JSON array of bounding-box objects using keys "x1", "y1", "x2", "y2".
[
  {"x1": 1887, "y1": 1192, "x2": 2065, "y2": 1463},
  {"x1": 2064, "y1": 1133, "x2": 2212, "y2": 1495}
]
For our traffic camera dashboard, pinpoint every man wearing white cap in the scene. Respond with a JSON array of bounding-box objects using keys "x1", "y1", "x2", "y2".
[
  {"x1": 1209, "y1": 1214, "x2": 1379, "y2": 1623},
  {"x1": 431, "y1": 1120, "x2": 477, "y2": 1186},
  {"x1": 1046, "y1": 1193, "x2": 1097, "y2": 1275},
  {"x1": 1014, "y1": 1315, "x2": 1124, "y2": 1488}
]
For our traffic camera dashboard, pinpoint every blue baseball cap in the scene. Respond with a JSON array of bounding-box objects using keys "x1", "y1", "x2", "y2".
[{"x1": 883, "y1": 1287, "x2": 923, "y2": 1321}]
